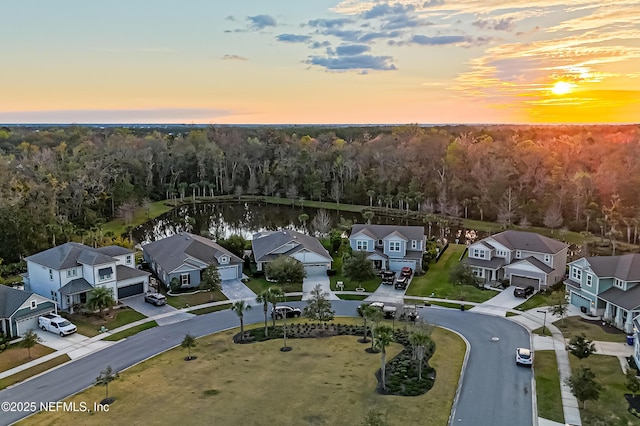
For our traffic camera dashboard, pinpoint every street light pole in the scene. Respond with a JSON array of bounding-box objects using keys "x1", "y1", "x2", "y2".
[{"x1": 537, "y1": 310, "x2": 547, "y2": 336}]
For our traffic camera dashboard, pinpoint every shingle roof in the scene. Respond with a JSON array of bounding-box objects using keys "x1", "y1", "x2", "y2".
[
  {"x1": 350, "y1": 224, "x2": 425, "y2": 243},
  {"x1": 507, "y1": 256, "x2": 555, "y2": 274},
  {"x1": 0, "y1": 285, "x2": 33, "y2": 318},
  {"x1": 96, "y1": 246, "x2": 134, "y2": 257},
  {"x1": 26, "y1": 242, "x2": 117, "y2": 270},
  {"x1": 462, "y1": 257, "x2": 506, "y2": 269},
  {"x1": 59, "y1": 278, "x2": 94, "y2": 295},
  {"x1": 488, "y1": 230, "x2": 568, "y2": 254},
  {"x1": 584, "y1": 254, "x2": 640, "y2": 281},
  {"x1": 252, "y1": 229, "x2": 330, "y2": 262},
  {"x1": 599, "y1": 285, "x2": 640, "y2": 310},
  {"x1": 116, "y1": 265, "x2": 150, "y2": 281},
  {"x1": 142, "y1": 233, "x2": 242, "y2": 273}
]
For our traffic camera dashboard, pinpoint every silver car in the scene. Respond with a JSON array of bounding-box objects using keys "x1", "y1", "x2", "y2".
[{"x1": 144, "y1": 293, "x2": 167, "y2": 306}]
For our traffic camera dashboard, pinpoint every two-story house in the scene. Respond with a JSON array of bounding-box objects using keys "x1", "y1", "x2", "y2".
[
  {"x1": 348, "y1": 224, "x2": 426, "y2": 272},
  {"x1": 23, "y1": 242, "x2": 149, "y2": 313},
  {"x1": 0, "y1": 285, "x2": 57, "y2": 338},
  {"x1": 142, "y1": 232, "x2": 243, "y2": 288},
  {"x1": 464, "y1": 230, "x2": 568, "y2": 291},
  {"x1": 252, "y1": 229, "x2": 332, "y2": 277},
  {"x1": 566, "y1": 254, "x2": 640, "y2": 332}
]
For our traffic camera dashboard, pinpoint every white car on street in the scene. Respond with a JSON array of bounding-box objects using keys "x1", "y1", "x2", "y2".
[{"x1": 516, "y1": 347, "x2": 533, "y2": 366}]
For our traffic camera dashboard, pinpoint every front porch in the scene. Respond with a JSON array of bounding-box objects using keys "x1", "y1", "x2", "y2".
[{"x1": 59, "y1": 278, "x2": 93, "y2": 314}]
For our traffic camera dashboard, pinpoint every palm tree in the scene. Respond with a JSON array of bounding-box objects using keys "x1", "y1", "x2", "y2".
[
  {"x1": 256, "y1": 287, "x2": 283, "y2": 336},
  {"x1": 267, "y1": 286, "x2": 284, "y2": 327},
  {"x1": 409, "y1": 330, "x2": 431, "y2": 380},
  {"x1": 367, "y1": 189, "x2": 375, "y2": 207},
  {"x1": 231, "y1": 300, "x2": 251, "y2": 341},
  {"x1": 423, "y1": 214, "x2": 437, "y2": 239},
  {"x1": 86, "y1": 287, "x2": 116, "y2": 319},
  {"x1": 359, "y1": 304, "x2": 379, "y2": 343},
  {"x1": 374, "y1": 325, "x2": 394, "y2": 391}
]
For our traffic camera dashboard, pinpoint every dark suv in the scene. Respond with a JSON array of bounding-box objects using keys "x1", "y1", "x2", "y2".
[
  {"x1": 514, "y1": 285, "x2": 535, "y2": 298},
  {"x1": 271, "y1": 305, "x2": 302, "y2": 319},
  {"x1": 394, "y1": 276, "x2": 408, "y2": 290},
  {"x1": 381, "y1": 270, "x2": 395, "y2": 285}
]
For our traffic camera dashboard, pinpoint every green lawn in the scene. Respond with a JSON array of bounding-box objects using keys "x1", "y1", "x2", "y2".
[
  {"x1": 23, "y1": 321, "x2": 465, "y2": 426},
  {"x1": 514, "y1": 290, "x2": 564, "y2": 311},
  {"x1": 405, "y1": 244, "x2": 497, "y2": 303},
  {"x1": 64, "y1": 309, "x2": 147, "y2": 337},
  {"x1": 329, "y1": 253, "x2": 381, "y2": 292},
  {"x1": 190, "y1": 304, "x2": 233, "y2": 315},
  {"x1": 553, "y1": 316, "x2": 627, "y2": 343},
  {"x1": 0, "y1": 354, "x2": 71, "y2": 390},
  {"x1": 242, "y1": 275, "x2": 303, "y2": 295},
  {"x1": 102, "y1": 321, "x2": 158, "y2": 341},
  {"x1": 163, "y1": 288, "x2": 227, "y2": 309},
  {"x1": 534, "y1": 350, "x2": 564, "y2": 423},
  {"x1": 569, "y1": 354, "x2": 639, "y2": 426}
]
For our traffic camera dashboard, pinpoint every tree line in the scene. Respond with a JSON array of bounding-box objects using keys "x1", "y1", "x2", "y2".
[{"x1": 0, "y1": 123, "x2": 638, "y2": 263}]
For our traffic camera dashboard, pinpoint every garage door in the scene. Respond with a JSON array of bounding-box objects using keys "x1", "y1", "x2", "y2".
[
  {"x1": 389, "y1": 260, "x2": 417, "y2": 272},
  {"x1": 16, "y1": 313, "x2": 50, "y2": 336},
  {"x1": 510, "y1": 275, "x2": 540, "y2": 290},
  {"x1": 219, "y1": 265, "x2": 239, "y2": 281},
  {"x1": 570, "y1": 292, "x2": 591, "y2": 310},
  {"x1": 304, "y1": 264, "x2": 328, "y2": 277},
  {"x1": 118, "y1": 282, "x2": 144, "y2": 299}
]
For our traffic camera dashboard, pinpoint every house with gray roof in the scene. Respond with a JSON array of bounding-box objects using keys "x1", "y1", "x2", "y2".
[
  {"x1": 252, "y1": 229, "x2": 332, "y2": 276},
  {"x1": 142, "y1": 233, "x2": 242, "y2": 288},
  {"x1": 464, "y1": 230, "x2": 568, "y2": 291},
  {"x1": 566, "y1": 254, "x2": 640, "y2": 333},
  {"x1": 0, "y1": 285, "x2": 57, "y2": 338},
  {"x1": 348, "y1": 224, "x2": 426, "y2": 272},
  {"x1": 24, "y1": 242, "x2": 149, "y2": 313}
]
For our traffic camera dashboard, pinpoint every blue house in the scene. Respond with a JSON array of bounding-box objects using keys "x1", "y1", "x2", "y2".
[
  {"x1": 0, "y1": 285, "x2": 57, "y2": 338},
  {"x1": 348, "y1": 224, "x2": 426, "y2": 272}
]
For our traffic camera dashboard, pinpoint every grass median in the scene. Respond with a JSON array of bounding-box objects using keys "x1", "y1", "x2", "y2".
[
  {"x1": 534, "y1": 350, "x2": 564, "y2": 423},
  {"x1": 102, "y1": 321, "x2": 158, "y2": 341},
  {"x1": 23, "y1": 321, "x2": 465, "y2": 426}
]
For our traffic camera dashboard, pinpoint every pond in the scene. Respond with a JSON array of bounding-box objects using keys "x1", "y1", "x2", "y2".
[{"x1": 132, "y1": 202, "x2": 461, "y2": 244}]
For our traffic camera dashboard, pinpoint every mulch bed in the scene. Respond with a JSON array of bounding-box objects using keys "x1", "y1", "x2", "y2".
[{"x1": 625, "y1": 394, "x2": 640, "y2": 418}]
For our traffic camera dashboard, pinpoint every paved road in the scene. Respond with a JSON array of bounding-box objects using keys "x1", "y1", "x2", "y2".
[{"x1": 0, "y1": 301, "x2": 532, "y2": 426}]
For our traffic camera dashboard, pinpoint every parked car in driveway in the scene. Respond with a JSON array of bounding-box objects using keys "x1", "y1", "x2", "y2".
[
  {"x1": 514, "y1": 285, "x2": 535, "y2": 298},
  {"x1": 394, "y1": 276, "x2": 408, "y2": 290},
  {"x1": 38, "y1": 314, "x2": 77, "y2": 336},
  {"x1": 381, "y1": 270, "x2": 395, "y2": 285},
  {"x1": 144, "y1": 292, "x2": 167, "y2": 306},
  {"x1": 515, "y1": 347, "x2": 533, "y2": 366},
  {"x1": 400, "y1": 267, "x2": 413, "y2": 278},
  {"x1": 272, "y1": 305, "x2": 302, "y2": 319}
]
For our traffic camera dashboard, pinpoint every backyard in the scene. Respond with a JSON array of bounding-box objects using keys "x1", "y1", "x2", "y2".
[
  {"x1": 23, "y1": 322, "x2": 465, "y2": 426},
  {"x1": 405, "y1": 244, "x2": 497, "y2": 303}
]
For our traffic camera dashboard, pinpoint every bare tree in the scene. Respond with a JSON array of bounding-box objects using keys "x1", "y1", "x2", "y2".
[{"x1": 311, "y1": 209, "x2": 332, "y2": 237}]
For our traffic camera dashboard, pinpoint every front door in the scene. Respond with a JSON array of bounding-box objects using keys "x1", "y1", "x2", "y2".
[
  {"x1": 80, "y1": 292, "x2": 87, "y2": 304},
  {"x1": 373, "y1": 260, "x2": 382, "y2": 269}
]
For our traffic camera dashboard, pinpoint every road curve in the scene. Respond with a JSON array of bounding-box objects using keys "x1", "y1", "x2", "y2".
[{"x1": 0, "y1": 301, "x2": 532, "y2": 426}]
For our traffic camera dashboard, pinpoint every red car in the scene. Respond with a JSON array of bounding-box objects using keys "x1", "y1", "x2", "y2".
[{"x1": 400, "y1": 267, "x2": 413, "y2": 278}]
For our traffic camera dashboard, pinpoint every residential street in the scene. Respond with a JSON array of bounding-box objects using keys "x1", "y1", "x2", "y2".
[{"x1": 0, "y1": 301, "x2": 532, "y2": 426}]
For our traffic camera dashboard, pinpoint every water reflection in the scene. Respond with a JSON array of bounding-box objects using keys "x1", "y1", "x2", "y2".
[{"x1": 133, "y1": 202, "x2": 428, "y2": 244}]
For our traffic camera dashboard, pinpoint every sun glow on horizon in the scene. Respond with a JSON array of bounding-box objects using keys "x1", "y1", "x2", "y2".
[{"x1": 551, "y1": 81, "x2": 573, "y2": 95}]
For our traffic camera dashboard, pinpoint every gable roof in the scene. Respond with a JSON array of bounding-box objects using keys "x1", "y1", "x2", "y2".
[
  {"x1": 507, "y1": 256, "x2": 555, "y2": 274},
  {"x1": 252, "y1": 229, "x2": 330, "y2": 262},
  {"x1": 583, "y1": 254, "x2": 640, "y2": 281},
  {"x1": 599, "y1": 285, "x2": 640, "y2": 310},
  {"x1": 25, "y1": 242, "x2": 129, "y2": 270},
  {"x1": 487, "y1": 230, "x2": 568, "y2": 254},
  {"x1": 142, "y1": 233, "x2": 242, "y2": 273},
  {"x1": 0, "y1": 285, "x2": 33, "y2": 318},
  {"x1": 350, "y1": 224, "x2": 425, "y2": 243}
]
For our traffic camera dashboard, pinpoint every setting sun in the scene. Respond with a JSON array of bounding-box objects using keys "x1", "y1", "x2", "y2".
[{"x1": 551, "y1": 81, "x2": 572, "y2": 95}]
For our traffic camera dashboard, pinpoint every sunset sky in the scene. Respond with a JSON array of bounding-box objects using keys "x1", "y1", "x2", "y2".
[{"x1": 2, "y1": 0, "x2": 639, "y2": 124}]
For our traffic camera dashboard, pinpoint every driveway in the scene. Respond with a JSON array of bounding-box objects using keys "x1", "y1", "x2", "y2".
[
  {"x1": 220, "y1": 279, "x2": 256, "y2": 301},
  {"x1": 120, "y1": 294, "x2": 195, "y2": 326},
  {"x1": 364, "y1": 274, "x2": 408, "y2": 304},
  {"x1": 303, "y1": 273, "x2": 339, "y2": 300},
  {"x1": 469, "y1": 287, "x2": 526, "y2": 315},
  {"x1": 34, "y1": 329, "x2": 90, "y2": 351}
]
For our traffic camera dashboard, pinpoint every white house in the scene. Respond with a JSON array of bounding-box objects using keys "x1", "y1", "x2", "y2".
[{"x1": 23, "y1": 242, "x2": 150, "y2": 312}]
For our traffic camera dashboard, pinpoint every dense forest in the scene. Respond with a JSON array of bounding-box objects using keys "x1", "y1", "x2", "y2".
[{"x1": 0, "y1": 123, "x2": 639, "y2": 264}]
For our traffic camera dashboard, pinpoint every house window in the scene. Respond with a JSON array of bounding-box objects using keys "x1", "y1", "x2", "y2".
[
  {"x1": 472, "y1": 249, "x2": 486, "y2": 259},
  {"x1": 126, "y1": 255, "x2": 132, "y2": 265},
  {"x1": 615, "y1": 279, "x2": 624, "y2": 289},
  {"x1": 473, "y1": 268, "x2": 484, "y2": 278},
  {"x1": 66, "y1": 268, "x2": 77, "y2": 278},
  {"x1": 30, "y1": 300, "x2": 37, "y2": 310},
  {"x1": 544, "y1": 254, "x2": 551, "y2": 264},
  {"x1": 515, "y1": 251, "x2": 522, "y2": 259},
  {"x1": 586, "y1": 274, "x2": 592, "y2": 287},
  {"x1": 181, "y1": 274, "x2": 190, "y2": 285},
  {"x1": 571, "y1": 267, "x2": 582, "y2": 281},
  {"x1": 411, "y1": 240, "x2": 418, "y2": 250},
  {"x1": 98, "y1": 267, "x2": 113, "y2": 282},
  {"x1": 220, "y1": 256, "x2": 228, "y2": 264},
  {"x1": 50, "y1": 291, "x2": 58, "y2": 302},
  {"x1": 49, "y1": 269, "x2": 53, "y2": 281},
  {"x1": 356, "y1": 240, "x2": 367, "y2": 251},
  {"x1": 377, "y1": 239, "x2": 383, "y2": 246},
  {"x1": 496, "y1": 250, "x2": 507, "y2": 257},
  {"x1": 389, "y1": 241, "x2": 401, "y2": 252}
]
